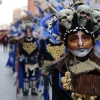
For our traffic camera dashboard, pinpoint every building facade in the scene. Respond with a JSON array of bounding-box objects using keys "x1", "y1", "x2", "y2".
[
  {"x1": 13, "y1": 6, "x2": 27, "y2": 22},
  {"x1": 28, "y1": 0, "x2": 49, "y2": 15}
]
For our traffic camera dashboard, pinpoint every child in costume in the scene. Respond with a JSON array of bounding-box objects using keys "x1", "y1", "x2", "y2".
[
  {"x1": 37, "y1": 13, "x2": 65, "y2": 100},
  {"x1": 15, "y1": 20, "x2": 40, "y2": 96},
  {"x1": 44, "y1": 2, "x2": 100, "y2": 100},
  {"x1": 6, "y1": 20, "x2": 23, "y2": 72}
]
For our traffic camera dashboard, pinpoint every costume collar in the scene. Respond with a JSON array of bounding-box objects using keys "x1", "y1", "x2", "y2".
[{"x1": 25, "y1": 37, "x2": 33, "y2": 41}]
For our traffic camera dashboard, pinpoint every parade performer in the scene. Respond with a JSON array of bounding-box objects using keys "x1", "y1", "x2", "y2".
[
  {"x1": 6, "y1": 19, "x2": 22, "y2": 72},
  {"x1": 37, "y1": 12, "x2": 65, "y2": 100},
  {"x1": 15, "y1": 20, "x2": 40, "y2": 96},
  {"x1": 44, "y1": 3, "x2": 100, "y2": 100}
]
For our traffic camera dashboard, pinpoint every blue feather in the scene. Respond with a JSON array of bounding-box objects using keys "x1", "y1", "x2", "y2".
[
  {"x1": 37, "y1": 6, "x2": 44, "y2": 15},
  {"x1": 42, "y1": 14, "x2": 51, "y2": 28},
  {"x1": 43, "y1": 29, "x2": 60, "y2": 44},
  {"x1": 39, "y1": 17, "x2": 43, "y2": 27},
  {"x1": 86, "y1": 1, "x2": 91, "y2": 7},
  {"x1": 56, "y1": 0, "x2": 61, "y2": 3},
  {"x1": 57, "y1": 5, "x2": 63, "y2": 11},
  {"x1": 32, "y1": 25, "x2": 36, "y2": 31},
  {"x1": 32, "y1": 17, "x2": 36, "y2": 22},
  {"x1": 43, "y1": 31, "x2": 51, "y2": 38},
  {"x1": 52, "y1": 21, "x2": 60, "y2": 36},
  {"x1": 23, "y1": 10, "x2": 33, "y2": 16},
  {"x1": 45, "y1": 30, "x2": 60, "y2": 44},
  {"x1": 96, "y1": 40, "x2": 100, "y2": 46},
  {"x1": 49, "y1": 37, "x2": 60, "y2": 44},
  {"x1": 15, "y1": 19, "x2": 22, "y2": 25}
]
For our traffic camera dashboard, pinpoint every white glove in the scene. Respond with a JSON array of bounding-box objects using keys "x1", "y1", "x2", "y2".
[{"x1": 14, "y1": 71, "x2": 18, "y2": 78}]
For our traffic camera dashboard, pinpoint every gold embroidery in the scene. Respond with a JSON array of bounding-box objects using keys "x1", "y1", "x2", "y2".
[
  {"x1": 46, "y1": 44, "x2": 64, "y2": 60},
  {"x1": 23, "y1": 42, "x2": 37, "y2": 54}
]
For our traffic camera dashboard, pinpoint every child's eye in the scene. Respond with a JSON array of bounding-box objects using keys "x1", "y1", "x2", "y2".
[
  {"x1": 70, "y1": 37, "x2": 77, "y2": 42},
  {"x1": 83, "y1": 36, "x2": 90, "y2": 40}
]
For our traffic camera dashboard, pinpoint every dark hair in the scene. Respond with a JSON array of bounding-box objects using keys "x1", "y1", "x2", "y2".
[{"x1": 24, "y1": 26, "x2": 33, "y2": 34}]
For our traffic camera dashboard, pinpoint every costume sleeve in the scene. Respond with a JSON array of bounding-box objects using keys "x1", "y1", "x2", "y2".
[{"x1": 37, "y1": 39, "x2": 45, "y2": 67}]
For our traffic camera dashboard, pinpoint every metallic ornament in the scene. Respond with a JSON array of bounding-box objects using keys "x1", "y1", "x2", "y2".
[
  {"x1": 23, "y1": 42, "x2": 37, "y2": 54},
  {"x1": 46, "y1": 44, "x2": 64, "y2": 60}
]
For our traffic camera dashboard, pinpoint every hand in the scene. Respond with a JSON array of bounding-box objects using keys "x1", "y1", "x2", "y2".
[{"x1": 15, "y1": 61, "x2": 19, "y2": 71}]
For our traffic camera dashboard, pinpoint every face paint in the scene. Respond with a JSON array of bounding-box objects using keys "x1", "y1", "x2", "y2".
[
  {"x1": 67, "y1": 31, "x2": 93, "y2": 57},
  {"x1": 26, "y1": 29, "x2": 32, "y2": 38},
  {"x1": 78, "y1": 31, "x2": 82, "y2": 47},
  {"x1": 69, "y1": 48, "x2": 92, "y2": 57}
]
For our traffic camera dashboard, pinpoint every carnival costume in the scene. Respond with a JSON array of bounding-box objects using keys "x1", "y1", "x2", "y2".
[
  {"x1": 15, "y1": 21, "x2": 40, "y2": 96},
  {"x1": 44, "y1": 1, "x2": 100, "y2": 100},
  {"x1": 6, "y1": 20, "x2": 22, "y2": 72},
  {"x1": 37, "y1": 12, "x2": 65, "y2": 100}
]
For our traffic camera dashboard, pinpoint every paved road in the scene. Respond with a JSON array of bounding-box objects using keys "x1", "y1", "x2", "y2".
[{"x1": 0, "y1": 45, "x2": 44, "y2": 100}]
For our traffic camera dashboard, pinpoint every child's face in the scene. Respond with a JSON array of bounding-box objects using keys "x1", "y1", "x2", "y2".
[
  {"x1": 66, "y1": 31, "x2": 93, "y2": 57},
  {"x1": 25, "y1": 29, "x2": 32, "y2": 38}
]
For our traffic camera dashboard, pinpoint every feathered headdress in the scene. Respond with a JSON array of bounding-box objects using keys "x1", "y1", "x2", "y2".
[
  {"x1": 20, "y1": 21, "x2": 33, "y2": 31},
  {"x1": 9, "y1": 21, "x2": 24, "y2": 40},
  {"x1": 69, "y1": 0, "x2": 85, "y2": 10},
  {"x1": 37, "y1": 6, "x2": 44, "y2": 15},
  {"x1": 23, "y1": 10, "x2": 33, "y2": 17}
]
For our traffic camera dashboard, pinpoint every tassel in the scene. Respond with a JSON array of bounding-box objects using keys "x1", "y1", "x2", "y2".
[
  {"x1": 32, "y1": 69, "x2": 35, "y2": 76},
  {"x1": 48, "y1": 83, "x2": 52, "y2": 100},
  {"x1": 26, "y1": 71, "x2": 29, "y2": 77}
]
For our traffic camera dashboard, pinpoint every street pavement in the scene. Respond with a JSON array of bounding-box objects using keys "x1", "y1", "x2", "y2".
[{"x1": 0, "y1": 45, "x2": 44, "y2": 100}]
